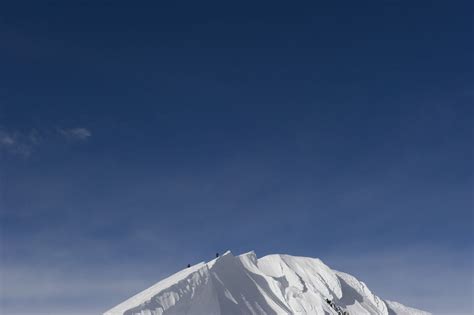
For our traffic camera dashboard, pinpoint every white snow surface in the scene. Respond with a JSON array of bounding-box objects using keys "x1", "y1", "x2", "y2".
[{"x1": 104, "y1": 251, "x2": 430, "y2": 315}]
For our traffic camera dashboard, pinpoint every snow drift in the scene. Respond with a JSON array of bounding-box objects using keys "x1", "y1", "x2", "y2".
[{"x1": 104, "y1": 251, "x2": 430, "y2": 315}]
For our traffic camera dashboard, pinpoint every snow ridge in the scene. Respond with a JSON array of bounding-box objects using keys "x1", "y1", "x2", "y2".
[{"x1": 104, "y1": 251, "x2": 430, "y2": 315}]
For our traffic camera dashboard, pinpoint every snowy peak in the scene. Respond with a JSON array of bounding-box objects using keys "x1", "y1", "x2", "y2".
[{"x1": 104, "y1": 251, "x2": 430, "y2": 315}]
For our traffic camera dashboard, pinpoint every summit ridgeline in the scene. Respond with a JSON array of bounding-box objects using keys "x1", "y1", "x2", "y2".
[{"x1": 104, "y1": 251, "x2": 430, "y2": 315}]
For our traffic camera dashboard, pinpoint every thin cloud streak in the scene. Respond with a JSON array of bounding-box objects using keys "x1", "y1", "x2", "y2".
[
  {"x1": 0, "y1": 127, "x2": 91, "y2": 157},
  {"x1": 58, "y1": 128, "x2": 92, "y2": 140}
]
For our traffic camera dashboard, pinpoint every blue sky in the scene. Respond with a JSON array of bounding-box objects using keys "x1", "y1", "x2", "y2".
[{"x1": 0, "y1": 1, "x2": 472, "y2": 314}]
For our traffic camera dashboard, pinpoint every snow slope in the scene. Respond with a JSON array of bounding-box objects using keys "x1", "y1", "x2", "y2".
[{"x1": 104, "y1": 251, "x2": 430, "y2": 315}]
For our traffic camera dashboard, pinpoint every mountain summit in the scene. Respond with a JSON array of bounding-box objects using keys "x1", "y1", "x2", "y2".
[{"x1": 104, "y1": 251, "x2": 430, "y2": 315}]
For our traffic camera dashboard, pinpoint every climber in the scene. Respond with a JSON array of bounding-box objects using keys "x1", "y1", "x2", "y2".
[
  {"x1": 187, "y1": 264, "x2": 191, "y2": 268},
  {"x1": 216, "y1": 252, "x2": 219, "y2": 258}
]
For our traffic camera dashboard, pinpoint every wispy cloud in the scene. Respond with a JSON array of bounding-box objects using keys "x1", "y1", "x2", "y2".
[
  {"x1": 58, "y1": 127, "x2": 92, "y2": 140},
  {"x1": 0, "y1": 127, "x2": 91, "y2": 157},
  {"x1": 0, "y1": 132, "x2": 15, "y2": 146},
  {"x1": 0, "y1": 129, "x2": 40, "y2": 158}
]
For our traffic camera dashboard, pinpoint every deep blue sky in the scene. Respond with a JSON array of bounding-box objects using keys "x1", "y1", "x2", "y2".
[{"x1": 1, "y1": 1, "x2": 472, "y2": 315}]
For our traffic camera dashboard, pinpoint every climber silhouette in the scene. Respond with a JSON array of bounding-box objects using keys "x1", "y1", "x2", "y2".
[{"x1": 216, "y1": 252, "x2": 219, "y2": 258}]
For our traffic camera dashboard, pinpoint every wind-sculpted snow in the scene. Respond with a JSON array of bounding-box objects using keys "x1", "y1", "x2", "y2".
[{"x1": 104, "y1": 251, "x2": 430, "y2": 315}]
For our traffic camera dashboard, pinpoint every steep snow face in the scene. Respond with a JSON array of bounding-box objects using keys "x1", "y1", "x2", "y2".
[
  {"x1": 104, "y1": 251, "x2": 430, "y2": 315},
  {"x1": 103, "y1": 262, "x2": 220, "y2": 315}
]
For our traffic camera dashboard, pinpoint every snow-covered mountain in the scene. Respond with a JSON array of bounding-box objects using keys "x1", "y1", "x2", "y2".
[{"x1": 104, "y1": 251, "x2": 430, "y2": 315}]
